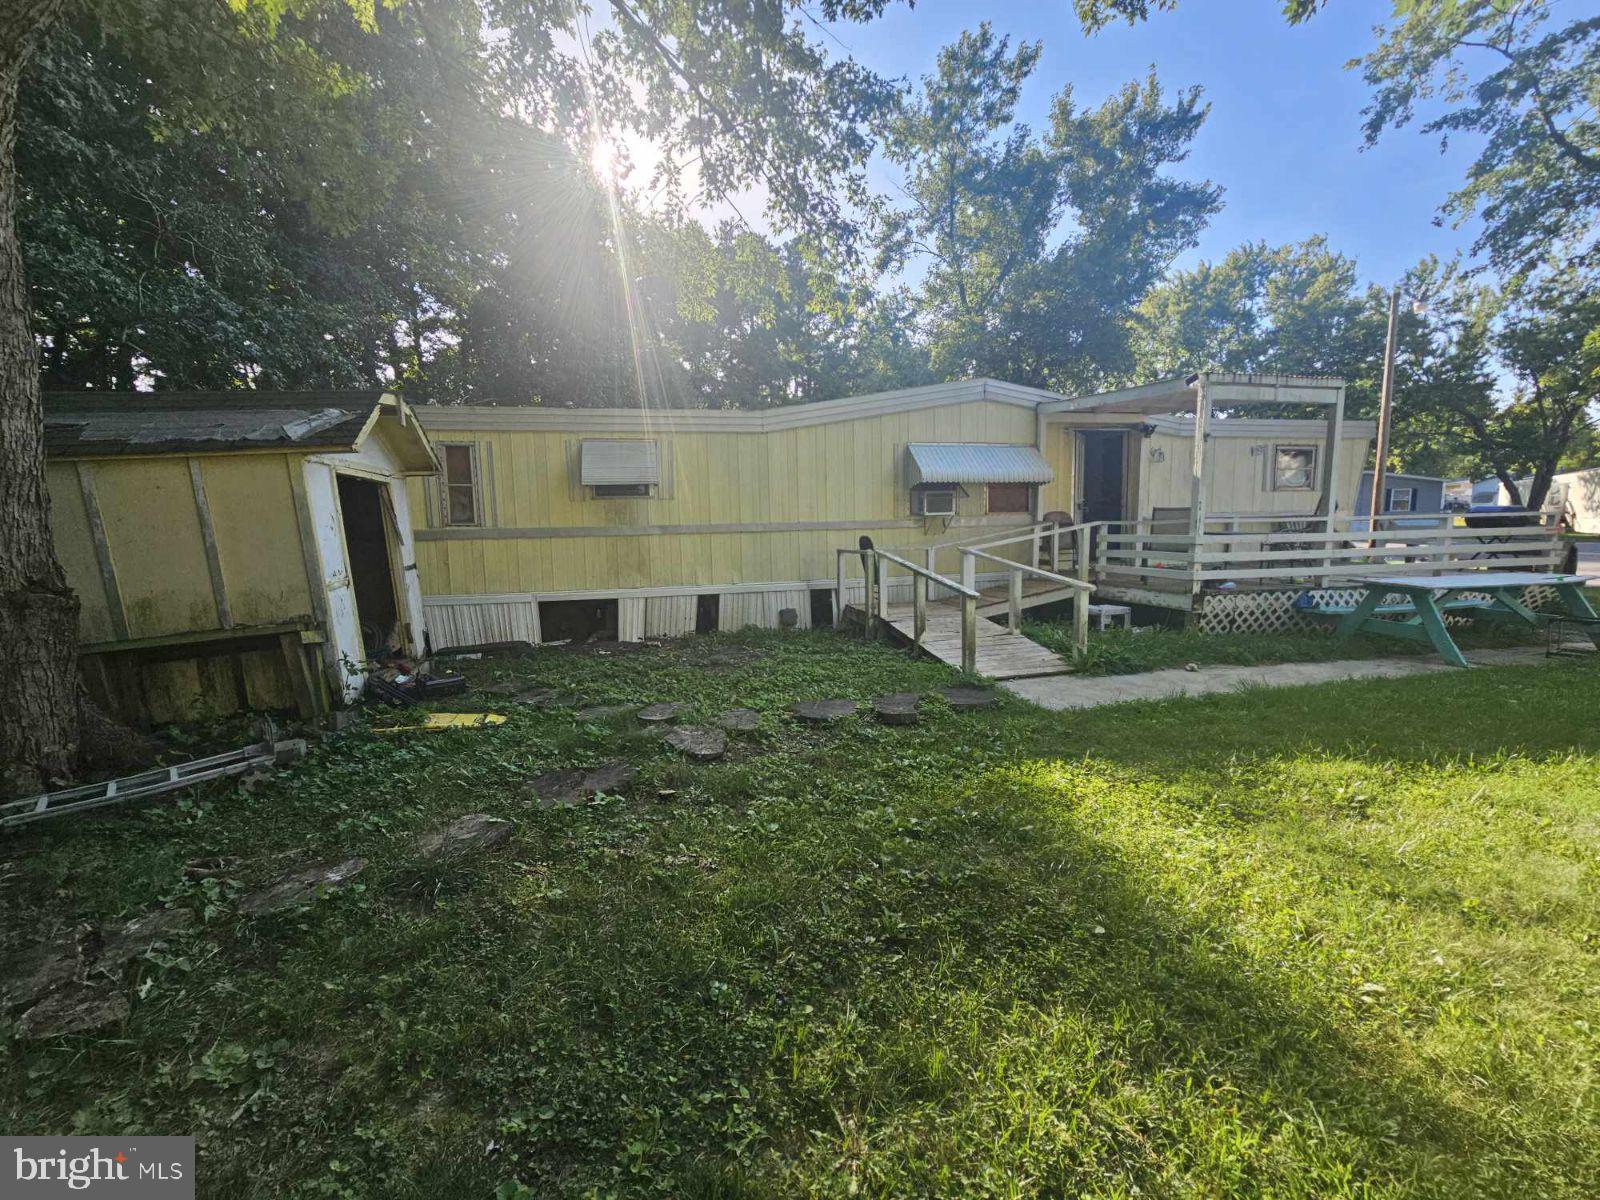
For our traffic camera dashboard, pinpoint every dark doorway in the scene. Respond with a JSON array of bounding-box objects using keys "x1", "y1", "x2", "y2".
[
  {"x1": 1079, "y1": 430, "x2": 1128, "y2": 524},
  {"x1": 337, "y1": 475, "x2": 401, "y2": 656}
]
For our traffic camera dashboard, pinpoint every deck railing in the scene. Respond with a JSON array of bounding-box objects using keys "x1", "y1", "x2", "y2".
[
  {"x1": 1091, "y1": 510, "x2": 1563, "y2": 592},
  {"x1": 835, "y1": 546, "x2": 983, "y2": 672},
  {"x1": 960, "y1": 548, "x2": 1094, "y2": 653}
]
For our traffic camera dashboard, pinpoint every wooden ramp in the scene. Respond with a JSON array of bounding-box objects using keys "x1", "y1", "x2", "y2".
[{"x1": 855, "y1": 602, "x2": 1071, "y2": 681}]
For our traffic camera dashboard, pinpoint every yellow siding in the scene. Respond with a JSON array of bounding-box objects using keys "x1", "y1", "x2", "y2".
[
  {"x1": 90, "y1": 459, "x2": 217, "y2": 637},
  {"x1": 46, "y1": 462, "x2": 116, "y2": 643},
  {"x1": 417, "y1": 400, "x2": 1043, "y2": 595},
  {"x1": 201, "y1": 454, "x2": 315, "y2": 624},
  {"x1": 45, "y1": 452, "x2": 322, "y2": 643},
  {"x1": 1142, "y1": 431, "x2": 1371, "y2": 517}
]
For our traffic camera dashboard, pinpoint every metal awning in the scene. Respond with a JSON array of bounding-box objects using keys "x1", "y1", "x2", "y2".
[
  {"x1": 905, "y1": 443, "x2": 1053, "y2": 486},
  {"x1": 580, "y1": 439, "x2": 661, "y2": 485}
]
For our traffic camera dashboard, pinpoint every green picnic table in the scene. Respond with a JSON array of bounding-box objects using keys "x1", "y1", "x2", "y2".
[{"x1": 1297, "y1": 572, "x2": 1600, "y2": 668}]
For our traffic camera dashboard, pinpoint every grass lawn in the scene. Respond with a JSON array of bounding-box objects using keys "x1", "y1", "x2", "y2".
[
  {"x1": 3, "y1": 630, "x2": 1599, "y2": 1198},
  {"x1": 1024, "y1": 619, "x2": 1543, "y2": 675}
]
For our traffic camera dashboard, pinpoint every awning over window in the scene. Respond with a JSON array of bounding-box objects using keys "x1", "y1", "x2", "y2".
[
  {"x1": 580, "y1": 439, "x2": 661, "y2": 485},
  {"x1": 905, "y1": 443, "x2": 1053, "y2": 486}
]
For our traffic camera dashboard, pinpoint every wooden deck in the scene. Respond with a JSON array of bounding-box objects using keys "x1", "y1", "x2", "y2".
[{"x1": 850, "y1": 586, "x2": 1073, "y2": 680}]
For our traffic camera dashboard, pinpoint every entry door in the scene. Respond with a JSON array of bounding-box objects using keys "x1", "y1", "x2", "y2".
[{"x1": 1079, "y1": 430, "x2": 1128, "y2": 524}]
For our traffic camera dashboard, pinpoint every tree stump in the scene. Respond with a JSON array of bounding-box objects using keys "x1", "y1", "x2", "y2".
[
  {"x1": 872, "y1": 693, "x2": 921, "y2": 725},
  {"x1": 664, "y1": 726, "x2": 727, "y2": 760}
]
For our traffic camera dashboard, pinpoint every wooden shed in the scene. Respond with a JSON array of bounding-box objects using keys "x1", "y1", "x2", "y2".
[{"x1": 43, "y1": 392, "x2": 439, "y2": 725}]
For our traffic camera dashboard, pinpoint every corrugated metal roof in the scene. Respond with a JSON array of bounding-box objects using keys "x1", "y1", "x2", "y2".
[
  {"x1": 906, "y1": 443, "x2": 1054, "y2": 486},
  {"x1": 580, "y1": 439, "x2": 661, "y2": 485}
]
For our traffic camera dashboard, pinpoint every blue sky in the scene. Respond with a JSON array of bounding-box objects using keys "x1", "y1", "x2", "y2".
[{"x1": 821, "y1": 0, "x2": 1482, "y2": 287}]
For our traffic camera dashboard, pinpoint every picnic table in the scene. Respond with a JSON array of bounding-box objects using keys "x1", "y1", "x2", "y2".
[{"x1": 1297, "y1": 572, "x2": 1600, "y2": 668}]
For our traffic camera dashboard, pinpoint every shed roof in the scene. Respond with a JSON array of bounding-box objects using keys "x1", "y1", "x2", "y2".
[
  {"x1": 905, "y1": 443, "x2": 1054, "y2": 486},
  {"x1": 42, "y1": 390, "x2": 439, "y2": 473}
]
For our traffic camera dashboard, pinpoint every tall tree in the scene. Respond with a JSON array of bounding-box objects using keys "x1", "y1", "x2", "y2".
[
  {"x1": 0, "y1": 0, "x2": 908, "y2": 790},
  {"x1": 879, "y1": 23, "x2": 1219, "y2": 392},
  {"x1": 1406, "y1": 269, "x2": 1600, "y2": 508},
  {"x1": 1129, "y1": 237, "x2": 1390, "y2": 411},
  {"x1": 1357, "y1": 0, "x2": 1600, "y2": 279},
  {"x1": 0, "y1": 0, "x2": 74, "y2": 796}
]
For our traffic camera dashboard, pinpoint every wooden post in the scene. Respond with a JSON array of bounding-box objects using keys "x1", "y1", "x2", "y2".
[
  {"x1": 1073, "y1": 587, "x2": 1090, "y2": 659},
  {"x1": 961, "y1": 549, "x2": 976, "y2": 598},
  {"x1": 1076, "y1": 524, "x2": 1093, "y2": 583},
  {"x1": 834, "y1": 550, "x2": 847, "y2": 628},
  {"x1": 913, "y1": 572, "x2": 927, "y2": 653},
  {"x1": 1051, "y1": 522, "x2": 1061, "y2": 572},
  {"x1": 1188, "y1": 375, "x2": 1211, "y2": 596},
  {"x1": 925, "y1": 545, "x2": 937, "y2": 601},
  {"x1": 1008, "y1": 568, "x2": 1023, "y2": 632},
  {"x1": 1317, "y1": 383, "x2": 1345, "y2": 584},
  {"x1": 864, "y1": 557, "x2": 877, "y2": 637},
  {"x1": 877, "y1": 558, "x2": 892, "y2": 626},
  {"x1": 960, "y1": 593, "x2": 977, "y2": 675}
]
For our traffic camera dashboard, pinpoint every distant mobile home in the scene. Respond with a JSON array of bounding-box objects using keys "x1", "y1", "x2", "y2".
[{"x1": 1355, "y1": 471, "x2": 1446, "y2": 529}]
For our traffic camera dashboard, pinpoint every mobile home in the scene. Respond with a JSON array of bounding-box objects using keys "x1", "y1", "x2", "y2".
[{"x1": 410, "y1": 373, "x2": 1380, "y2": 642}]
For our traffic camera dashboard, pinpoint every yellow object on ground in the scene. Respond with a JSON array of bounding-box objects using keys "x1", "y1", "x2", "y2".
[{"x1": 377, "y1": 712, "x2": 507, "y2": 732}]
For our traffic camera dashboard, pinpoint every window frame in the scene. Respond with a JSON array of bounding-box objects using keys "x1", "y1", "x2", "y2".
[
  {"x1": 1385, "y1": 485, "x2": 1415, "y2": 513},
  {"x1": 986, "y1": 482, "x2": 1033, "y2": 515},
  {"x1": 438, "y1": 442, "x2": 482, "y2": 527},
  {"x1": 1270, "y1": 444, "x2": 1319, "y2": 492}
]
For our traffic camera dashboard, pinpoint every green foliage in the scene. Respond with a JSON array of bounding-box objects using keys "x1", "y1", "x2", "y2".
[
  {"x1": 3, "y1": 631, "x2": 1600, "y2": 1196},
  {"x1": 1356, "y1": 0, "x2": 1600, "y2": 278},
  {"x1": 878, "y1": 24, "x2": 1220, "y2": 393}
]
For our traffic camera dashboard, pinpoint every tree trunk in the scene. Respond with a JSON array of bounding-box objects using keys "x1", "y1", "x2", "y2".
[{"x1": 0, "y1": 0, "x2": 75, "y2": 797}]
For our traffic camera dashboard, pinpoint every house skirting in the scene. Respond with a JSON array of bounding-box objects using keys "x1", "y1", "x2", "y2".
[{"x1": 422, "y1": 573, "x2": 1014, "y2": 650}]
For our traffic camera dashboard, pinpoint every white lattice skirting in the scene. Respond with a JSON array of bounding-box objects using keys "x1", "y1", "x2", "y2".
[{"x1": 1195, "y1": 586, "x2": 1556, "y2": 636}]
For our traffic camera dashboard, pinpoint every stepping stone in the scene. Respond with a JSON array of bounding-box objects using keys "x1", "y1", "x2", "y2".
[
  {"x1": 792, "y1": 699, "x2": 859, "y2": 723},
  {"x1": 937, "y1": 685, "x2": 997, "y2": 710},
  {"x1": 18, "y1": 984, "x2": 129, "y2": 1039},
  {"x1": 237, "y1": 857, "x2": 367, "y2": 915},
  {"x1": 577, "y1": 703, "x2": 636, "y2": 721},
  {"x1": 664, "y1": 726, "x2": 727, "y2": 761},
  {"x1": 525, "y1": 761, "x2": 637, "y2": 808},
  {"x1": 872, "y1": 693, "x2": 921, "y2": 725},
  {"x1": 95, "y1": 908, "x2": 195, "y2": 967},
  {"x1": 714, "y1": 707, "x2": 761, "y2": 732},
  {"x1": 414, "y1": 814, "x2": 515, "y2": 861},
  {"x1": 636, "y1": 703, "x2": 682, "y2": 724},
  {"x1": 2, "y1": 924, "x2": 93, "y2": 1011}
]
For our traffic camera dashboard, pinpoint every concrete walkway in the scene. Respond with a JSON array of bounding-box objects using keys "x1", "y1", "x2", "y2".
[{"x1": 1002, "y1": 643, "x2": 1591, "y2": 712}]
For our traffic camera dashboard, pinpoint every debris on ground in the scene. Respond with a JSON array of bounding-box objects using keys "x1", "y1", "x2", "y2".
[
  {"x1": 873, "y1": 693, "x2": 922, "y2": 725},
  {"x1": 525, "y1": 762, "x2": 637, "y2": 809},
  {"x1": 365, "y1": 665, "x2": 468, "y2": 706},
  {"x1": 414, "y1": 814, "x2": 515, "y2": 862},
  {"x1": 0, "y1": 739, "x2": 307, "y2": 829},
  {"x1": 184, "y1": 856, "x2": 242, "y2": 881},
  {"x1": 714, "y1": 708, "x2": 761, "y2": 732},
  {"x1": 237, "y1": 858, "x2": 367, "y2": 915},
  {"x1": 664, "y1": 726, "x2": 728, "y2": 760},
  {"x1": 792, "y1": 699, "x2": 859, "y2": 723},
  {"x1": 375, "y1": 712, "x2": 506, "y2": 733}
]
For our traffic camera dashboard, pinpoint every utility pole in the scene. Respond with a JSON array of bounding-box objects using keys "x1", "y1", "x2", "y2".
[{"x1": 1369, "y1": 286, "x2": 1400, "y2": 533}]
